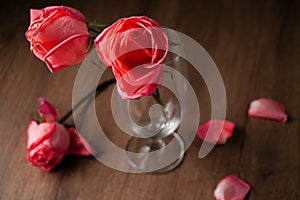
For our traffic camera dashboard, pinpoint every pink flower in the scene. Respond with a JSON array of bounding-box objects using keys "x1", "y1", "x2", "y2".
[
  {"x1": 25, "y1": 6, "x2": 90, "y2": 73},
  {"x1": 27, "y1": 98, "x2": 92, "y2": 171},
  {"x1": 94, "y1": 16, "x2": 168, "y2": 99},
  {"x1": 27, "y1": 121, "x2": 70, "y2": 171},
  {"x1": 37, "y1": 98, "x2": 60, "y2": 122},
  {"x1": 197, "y1": 120, "x2": 235, "y2": 144},
  {"x1": 248, "y1": 98, "x2": 288, "y2": 123},
  {"x1": 214, "y1": 175, "x2": 251, "y2": 200}
]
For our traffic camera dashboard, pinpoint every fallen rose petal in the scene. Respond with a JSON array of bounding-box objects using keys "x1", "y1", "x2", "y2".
[
  {"x1": 67, "y1": 128, "x2": 93, "y2": 156},
  {"x1": 248, "y1": 98, "x2": 288, "y2": 123},
  {"x1": 197, "y1": 120, "x2": 235, "y2": 144},
  {"x1": 214, "y1": 175, "x2": 251, "y2": 200}
]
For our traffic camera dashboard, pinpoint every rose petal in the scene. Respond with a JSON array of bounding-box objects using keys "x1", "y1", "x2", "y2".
[
  {"x1": 44, "y1": 34, "x2": 89, "y2": 72},
  {"x1": 214, "y1": 175, "x2": 251, "y2": 200},
  {"x1": 44, "y1": 123, "x2": 70, "y2": 152},
  {"x1": 26, "y1": 120, "x2": 55, "y2": 149},
  {"x1": 30, "y1": 9, "x2": 43, "y2": 22},
  {"x1": 114, "y1": 64, "x2": 163, "y2": 99},
  {"x1": 27, "y1": 145, "x2": 63, "y2": 172},
  {"x1": 248, "y1": 98, "x2": 288, "y2": 123},
  {"x1": 67, "y1": 128, "x2": 93, "y2": 156},
  {"x1": 197, "y1": 120, "x2": 235, "y2": 144}
]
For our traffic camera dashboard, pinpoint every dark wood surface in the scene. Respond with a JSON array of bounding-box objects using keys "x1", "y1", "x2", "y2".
[{"x1": 0, "y1": 0, "x2": 299, "y2": 199}]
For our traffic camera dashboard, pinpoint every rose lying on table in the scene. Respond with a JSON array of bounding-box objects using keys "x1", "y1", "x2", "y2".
[{"x1": 27, "y1": 98, "x2": 92, "y2": 171}]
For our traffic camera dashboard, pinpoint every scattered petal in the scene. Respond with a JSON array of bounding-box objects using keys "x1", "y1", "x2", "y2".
[
  {"x1": 248, "y1": 98, "x2": 288, "y2": 123},
  {"x1": 197, "y1": 120, "x2": 235, "y2": 144},
  {"x1": 214, "y1": 175, "x2": 251, "y2": 200},
  {"x1": 67, "y1": 128, "x2": 94, "y2": 156}
]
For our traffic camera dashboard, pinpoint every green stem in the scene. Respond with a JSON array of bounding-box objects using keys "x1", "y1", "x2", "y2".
[
  {"x1": 88, "y1": 22, "x2": 110, "y2": 29},
  {"x1": 87, "y1": 22, "x2": 109, "y2": 34},
  {"x1": 58, "y1": 78, "x2": 116, "y2": 124},
  {"x1": 87, "y1": 22, "x2": 110, "y2": 43},
  {"x1": 152, "y1": 89, "x2": 164, "y2": 107}
]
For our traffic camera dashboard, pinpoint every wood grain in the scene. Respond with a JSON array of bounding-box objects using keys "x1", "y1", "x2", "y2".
[{"x1": 0, "y1": 0, "x2": 299, "y2": 199}]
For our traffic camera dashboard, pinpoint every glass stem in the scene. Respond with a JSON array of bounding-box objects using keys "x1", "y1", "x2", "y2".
[
  {"x1": 152, "y1": 88, "x2": 168, "y2": 126},
  {"x1": 147, "y1": 138, "x2": 165, "y2": 151}
]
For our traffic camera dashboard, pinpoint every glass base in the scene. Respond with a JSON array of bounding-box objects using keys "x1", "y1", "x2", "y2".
[{"x1": 125, "y1": 133, "x2": 185, "y2": 174}]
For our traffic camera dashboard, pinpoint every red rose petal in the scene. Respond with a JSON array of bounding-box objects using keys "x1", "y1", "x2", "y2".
[
  {"x1": 214, "y1": 175, "x2": 251, "y2": 200},
  {"x1": 248, "y1": 98, "x2": 288, "y2": 123},
  {"x1": 44, "y1": 34, "x2": 89, "y2": 73},
  {"x1": 67, "y1": 128, "x2": 93, "y2": 156},
  {"x1": 197, "y1": 120, "x2": 235, "y2": 144}
]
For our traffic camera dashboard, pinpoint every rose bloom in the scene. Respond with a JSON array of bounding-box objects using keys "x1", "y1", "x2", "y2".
[
  {"x1": 26, "y1": 98, "x2": 91, "y2": 171},
  {"x1": 27, "y1": 121, "x2": 70, "y2": 171},
  {"x1": 25, "y1": 6, "x2": 90, "y2": 73},
  {"x1": 94, "y1": 16, "x2": 168, "y2": 99}
]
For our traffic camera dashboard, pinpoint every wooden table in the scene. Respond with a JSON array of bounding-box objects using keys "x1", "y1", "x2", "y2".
[{"x1": 1, "y1": 0, "x2": 299, "y2": 199}]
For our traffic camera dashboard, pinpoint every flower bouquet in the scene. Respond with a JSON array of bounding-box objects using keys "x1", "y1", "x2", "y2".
[{"x1": 25, "y1": 5, "x2": 171, "y2": 172}]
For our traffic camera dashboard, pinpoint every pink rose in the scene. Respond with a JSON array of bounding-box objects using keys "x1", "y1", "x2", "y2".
[
  {"x1": 25, "y1": 6, "x2": 90, "y2": 73},
  {"x1": 94, "y1": 16, "x2": 168, "y2": 99},
  {"x1": 27, "y1": 121, "x2": 70, "y2": 171},
  {"x1": 26, "y1": 98, "x2": 92, "y2": 171}
]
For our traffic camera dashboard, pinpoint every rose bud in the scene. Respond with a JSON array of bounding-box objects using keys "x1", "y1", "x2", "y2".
[
  {"x1": 94, "y1": 16, "x2": 168, "y2": 99},
  {"x1": 25, "y1": 6, "x2": 90, "y2": 73},
  {"x1": 37, "y1": 98, "x2": 60, "y2": 122},
  {"x1": 26, "y1": 120, "x2": 70, "y2": 171}
]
